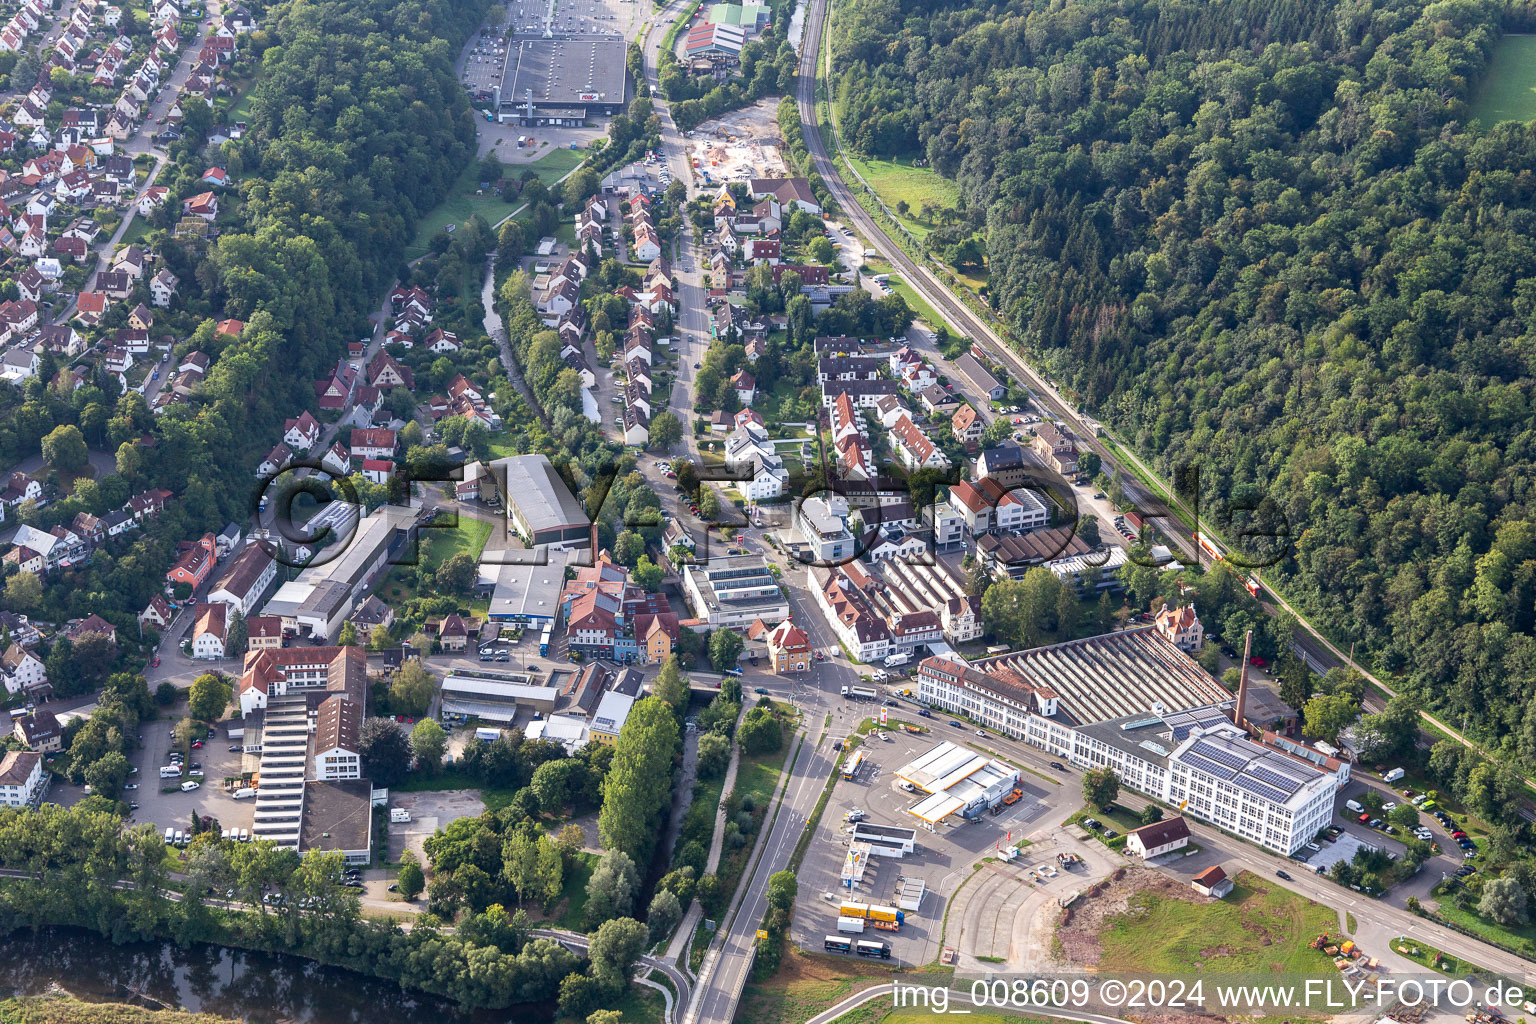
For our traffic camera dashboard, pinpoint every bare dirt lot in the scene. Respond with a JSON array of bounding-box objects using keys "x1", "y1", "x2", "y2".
[
  {"x1": 687, "y1": 99, "x2": 789, "y2": 184},
  {"x1": 1053, "y1": 865, "x2": 1206, "y2": 967},
  {"x1": 386, "y1": 789, "x2": 488, "y2": 864}
]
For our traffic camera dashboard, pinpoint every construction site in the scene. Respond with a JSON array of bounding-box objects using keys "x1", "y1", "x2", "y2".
[{"x1": 685, "y1": 99, "x2": 788, "y2": 187}]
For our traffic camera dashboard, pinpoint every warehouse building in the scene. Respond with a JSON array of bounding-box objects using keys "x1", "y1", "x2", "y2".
[
  {"x1": 912, "y1": 631, "x2": 1348, "y2": 854},
  {"x1": 440, "y1": 672, "x2": 559, "y2": 723},
  {"x1": 479, "y1": 549, "x2": 582, "y2": 624},
  {"x1": 492, "y1": 454, "x2": 591, "y2": 549},
  {"x1": 261, "y1": 504, "x2": 417, "y2": 641},
  {"x1": 496, "y1": 35, "x2": 627, "y2": 125},
  {"x1": 895, "y1": 741, "x2": 1020, "y2": 824}
]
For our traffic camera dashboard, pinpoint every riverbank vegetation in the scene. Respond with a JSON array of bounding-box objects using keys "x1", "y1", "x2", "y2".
[
  {"x1": 0, "y1": 802, "x2": 584, "y2": 1009},
  {"x1": 825, "y1": 0, "x2": 1536, "y2": 777},
  {"x1": 0, "y1": 994, "x2": 236, "y2": 1024}
]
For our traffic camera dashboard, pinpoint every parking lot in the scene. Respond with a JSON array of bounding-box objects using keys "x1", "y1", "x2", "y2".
[
  {"x1": 386, "y1": 789, "x2": 489, "y2": 865},
  {"x1": 791, "y1": 725, "x2": 1056, "y2": 967},
  {"x1": 49, "y1": 717, "x2": 256, "y2": 841}
]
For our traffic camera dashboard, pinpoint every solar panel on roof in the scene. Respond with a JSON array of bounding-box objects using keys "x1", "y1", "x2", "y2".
[
  {"x1": 1193, "y1": 741, "x2": 1248, "y2": 771},
  {"x1": 1250, "y1": 765, "x2": 1305, "y2": 792},
  {"x1": 1232, "y1": 774, "x2": 1289, "y2": 804},
  {"x1": 1181, "y1": 752, "x2": 1235, "y2": 780}
]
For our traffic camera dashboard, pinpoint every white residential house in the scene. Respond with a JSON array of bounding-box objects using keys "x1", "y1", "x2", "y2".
[
  {"x1": 321, "y1": 442, "x2": 351, "y2": 476},
  {"x1": 0, "y1": 644, "x2": 47, "y2": 695},
  {"x1": 149, "y1": 268, "x2": 178, "y2": 306},
  {"x1": 0, "y1": 751, "x2": 44, "y2": 807},
  {"x1": 191, "y1": 603, "x2": 228, "y2": 659},
  {"x1": 723, "y1": 422, "x2": 789, "y2": 501},
  {"x1": 890, "y1": 414, "x2": 950, "y2": 471},
  {"x1": 282, "y1": 411, "x2": 322, "y2": 451}
]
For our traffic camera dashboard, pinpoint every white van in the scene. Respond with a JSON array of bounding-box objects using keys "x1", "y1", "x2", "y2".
[
  {"x1": 164, "y1": 828, "x2": 174, "y2": 844},
  {"x1": 173, "y1": 830, "x2": 186, "y2": 845},
  {"x1": 181, "y1": 780, "x2": 201, "y2": 792},
  {"x1": 1383, "y1": 767, "x2": 1406, "y2": 783},
  {"x1": 239, "y1": 829, "x2": 250, "y2": 842},
  {"x1": 160, "y1": 766, "x2": 182, "y2": 778},
  {"x1": 233, "y1": 787, "x2": 257, "y2": 800},
  {"x1": 1345, "y1": 799, "x2": 1363, "y2": 814},
  {"x1": 390, "y1": 808, "x2": 412, "y2": 823}
]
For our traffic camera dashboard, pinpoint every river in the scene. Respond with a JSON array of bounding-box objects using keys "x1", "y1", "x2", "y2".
[{"x1": 0, "y1": 927, "x2": 523, "y2": 1023}]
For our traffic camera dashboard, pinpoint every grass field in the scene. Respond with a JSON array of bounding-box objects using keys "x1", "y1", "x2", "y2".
[
  {"x1": 1431, "y1": 899, "x2": 1536, "y2": 955},
  {"x1": 871, "y1": 267, "x2": 950, "y2": 333},
  {"x1": 842, "y1": 153, "x2": 958, "y2": 244},
  {"x1": 1472, "y1": 35, "x2": 1536, "y2": 124},
  {"x1": 404, "y1": 147, "x2": 587, "y2": 259},
  {"x1": 556, "y1": 978, "x2": 662, "y2": 1024},
  {"x1": 118, "y1": 215, "x2": 152, "y2": 247},
  {"x1": 547, "y1": 850, "x2": 598, "y2": 931},
  {"x1": 1390, "y1": 935, "x2": 1507, "y2": 981},
  {"x1": 1096, "y1": 870, "x2": 1336, "y2": 975},
  {"x1": 737, "y1": 948, "x2": 901, "y2": 1024},
  {"x1": 380, "y1": 516, "x2": 491, "y2": 601}
]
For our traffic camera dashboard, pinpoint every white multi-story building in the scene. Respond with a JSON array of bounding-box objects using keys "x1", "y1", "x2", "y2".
[
  {"x1": 723, "y1": 421, "x2": 789, "y2": 500},
  {"x1": 0, "y1": 750, "x2": 44, "y2": 806},
  {"x1": 914, "y1": 633, "x2": 1347, "y2": 854},
  {"x1": 795, "y1": 495, "x2": 854, "y2": 563},
  {"x1": 313, "y1": 693, "x2": 361, "y2": 780},
  {"x1": 207, "y1": 544, "x2": 276, "y2": 616}
]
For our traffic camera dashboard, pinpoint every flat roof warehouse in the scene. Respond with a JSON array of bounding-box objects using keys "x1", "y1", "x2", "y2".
[
  {"x1": 895, "y1": 742, "x2": 1021, "y2": 824},
  {"x1": 497, "y1": 35, "x2": 627, "y2": 121}
]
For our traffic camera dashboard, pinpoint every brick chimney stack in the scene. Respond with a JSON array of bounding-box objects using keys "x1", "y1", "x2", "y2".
[{"x1": 1233, "y1": 629, "x2": 1254, "y2": 730}]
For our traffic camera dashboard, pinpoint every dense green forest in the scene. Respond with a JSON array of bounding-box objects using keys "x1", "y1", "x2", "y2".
[{"x1": 830, "y1": 0, "x2": 1536, "y2": 767}]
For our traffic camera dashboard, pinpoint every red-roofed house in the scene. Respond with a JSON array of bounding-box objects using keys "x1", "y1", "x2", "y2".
[
  {"x1": 765, "y1": 618, "x2": 811, "y2": 674},
  {"x1": 182, "y1": 191, "x2": 218, "y2": 220},
  {"x1": 166, "y1": 533, "x2": 216, "y2": 589},
  {"x1": 350, "y1": 428, "x2": 396, "y2": 461},
  {"x1": 360, "y1": 458, "x2": 393, "y2": 484}
]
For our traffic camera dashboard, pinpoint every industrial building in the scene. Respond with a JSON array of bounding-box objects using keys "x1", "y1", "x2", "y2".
[
  {"x1": 235, "y1": 645, "x2": 374, "y2": 863},
  {"x1": 495, "y1": 35, "x2": 627, "y2": 125},
  {"x1": 261, "y1": 504, "x2": 417, "y2": 641},
  {"x1": 479, "y1": 549, "x2": 581, "y2": 624},
  {"x1": 682, "y1": 554, "x2": 789, "y2": 628},
  {"x1": 917, "y1": 628, "x2": 1230, "y2": 747},
  {"x1": 913, "y1": 634, "x2": 1349, "y2": 853},
  {"x1": 441, "y1": 671, "x2": 559, "y2": 723},
  {"x1": 1073, "y1": 706, "x2": 1346, "y2": 854},
  {"x1": 894, "y1": 742, "x2": 1021, "y2": 824},
  {"x1": 492, "y1": 454, "x2": 592, "y2": 549}
]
